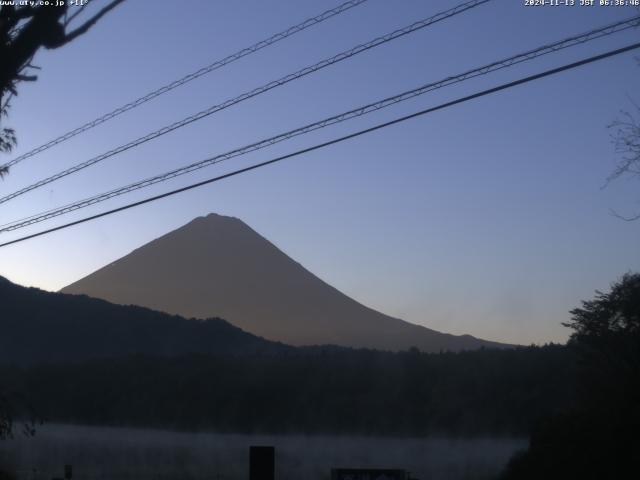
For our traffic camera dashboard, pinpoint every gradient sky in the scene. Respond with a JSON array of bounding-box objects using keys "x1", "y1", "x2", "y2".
[{"x1": 1, "y1": 0, "x2": 639, "y2": 345}]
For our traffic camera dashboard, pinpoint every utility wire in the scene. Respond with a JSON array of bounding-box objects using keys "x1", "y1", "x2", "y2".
[
  {"x1": 0, "y1": 0, "x2": 492, "y2": 205},
  {"x1": 0, "y1": 0, "x2": 370, "y2": 171},
  {"x1": 2, "y1": 41, "x2": 639, "y2": 249},
  {"x1": 1, "y1": 14, "x2": 638, "y2": 232}
]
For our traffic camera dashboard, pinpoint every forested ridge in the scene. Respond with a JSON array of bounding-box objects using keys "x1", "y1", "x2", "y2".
[
  {"x1": 1, "y1": 274, "x2": 576, "y2": 437},
  {"x1": 0, "y1": 345, "x2": 574, "y2": 436},
  {"x1": 0, "y1": 275, "x2": 290, "y2": 364}
]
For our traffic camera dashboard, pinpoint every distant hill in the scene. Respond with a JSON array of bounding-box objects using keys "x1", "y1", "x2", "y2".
[
  {"x1": 0, "y1": 275, "x2": 288, "y2": 365},
  {"x1": 62, "y1": 213, "x2": 511, "y2": 352}
]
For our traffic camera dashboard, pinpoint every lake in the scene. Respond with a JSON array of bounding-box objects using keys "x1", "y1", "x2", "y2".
[{"x1": 0, "y1": 424, "x2": 527, "y2": 480}]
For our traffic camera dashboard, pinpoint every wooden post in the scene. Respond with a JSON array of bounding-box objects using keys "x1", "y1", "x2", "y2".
[{"x1": 249, "y1": 446, "x2": 274, "y2": 480}]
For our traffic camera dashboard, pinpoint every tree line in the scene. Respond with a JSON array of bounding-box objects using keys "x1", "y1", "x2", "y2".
[{"x1": 0, "y1": 344, "x2": 574, "y2": 437}]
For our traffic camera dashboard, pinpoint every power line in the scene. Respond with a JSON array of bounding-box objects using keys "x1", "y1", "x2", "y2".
[
  {"x1": 0, "y1": 0, "x2": 492, "y2": 205},
  {"x1": 2, "y1": 14, "x2": 638, "y2": 233},
  {"x1": 2, "y1": 41, "x2": 639, "y2": 249},
  {"x1": 2, "y1": 14, "x2": 637, "y2": 230},
  {"x1": 0, "y1": 0, "x2": 370, "y2": 171}
]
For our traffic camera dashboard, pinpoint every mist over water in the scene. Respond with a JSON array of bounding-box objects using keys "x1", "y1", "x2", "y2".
[{"x1": 0, "y1": 424, "x2": 526, "y2": 480}]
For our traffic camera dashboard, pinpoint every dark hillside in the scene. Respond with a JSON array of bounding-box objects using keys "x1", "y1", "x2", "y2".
[{"x1": 0, "y1": 276, "x2": 288, "y2": 365}]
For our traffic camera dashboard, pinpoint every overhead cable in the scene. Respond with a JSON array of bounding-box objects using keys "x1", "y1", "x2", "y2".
[
  {"x1": 2, "y1": 40, "x2": 639, "y2": 248},
  {"x1": 0, "y1": 0, "x2": 492, "y2": 204},
  {"x1": 0, "y1": 0, "x2": 371, "y2": 171},
  {"x1": 2, "y1": 14, "x2": 638, "y2": 232}
]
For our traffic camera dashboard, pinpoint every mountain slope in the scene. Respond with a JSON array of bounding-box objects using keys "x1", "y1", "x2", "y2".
[
  {"x1": 62, "y1": 213, "x2": 510, "y2": 352},
  {"x1": 0, "y1": 275, "x2": 288, "y2": 365}
]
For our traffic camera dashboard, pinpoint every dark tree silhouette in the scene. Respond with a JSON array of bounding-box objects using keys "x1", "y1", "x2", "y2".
[
  {"x1": 0, "y1": 1, "x2": 126, "y2": 437},
  {"x1": 607, "y1": 61, "x2": 640, "y2": 220},
  {"x1": 0, "y1": 390, "x2": 38, "y2": 441},
  {"x1": 502, "y1": 273, "x2": 640, "y2": 479},
  {"x1": 0, "y1": 1, "x2": 126, "y2": 174},
  {"x1": 565, "y1": 272, "x2": 640, "y2": 338}
]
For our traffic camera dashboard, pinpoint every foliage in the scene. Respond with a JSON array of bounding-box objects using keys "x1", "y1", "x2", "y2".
[
  {"x1": 0, "y1": 1, "x2": 126, "y2": 176},
  {"x1": 0, "y1": 345, "x2": 575, "y2": 437},
  {"x1": 0, "y1": 270, "x2": 274, "y2": 439},
  {"x1": 565, "y1": 273, "x2": 640, "y2": 411},
  {"x1": 565, "y1": 272, "x2": 640, "y2": 339},
  {"x1": 0, "y1": 275, "x2": 288, "y2": 365},
  {"x1": 502, "y1": 273, "x2": 640, "y2": 479},
  {"x1": 0, "y1": 90, "x2": 15, "y2": 174},
  {"x1": 607, "y1": 62, "x2": 640, "y2": 220},
  {"x1": 0, "y1": 390, "x2": 38, "y2": 441}
]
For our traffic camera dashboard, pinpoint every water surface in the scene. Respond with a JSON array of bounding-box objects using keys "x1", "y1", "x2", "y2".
[{"x1": 0, "y1": 424, "x2": 526, "y2": 480}]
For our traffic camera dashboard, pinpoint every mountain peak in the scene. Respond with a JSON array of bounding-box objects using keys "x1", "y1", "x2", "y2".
[
  {"x1": 187, "y1": 212, "x2": 244, "y2": 226},
  {"x1": 205, "y1": 212, "x2": 241, "y2": 222}
]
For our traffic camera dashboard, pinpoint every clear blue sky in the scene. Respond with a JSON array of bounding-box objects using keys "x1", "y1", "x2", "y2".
[{"x1": 1, "y1": 0, "x2": 639, "y2": 345}]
